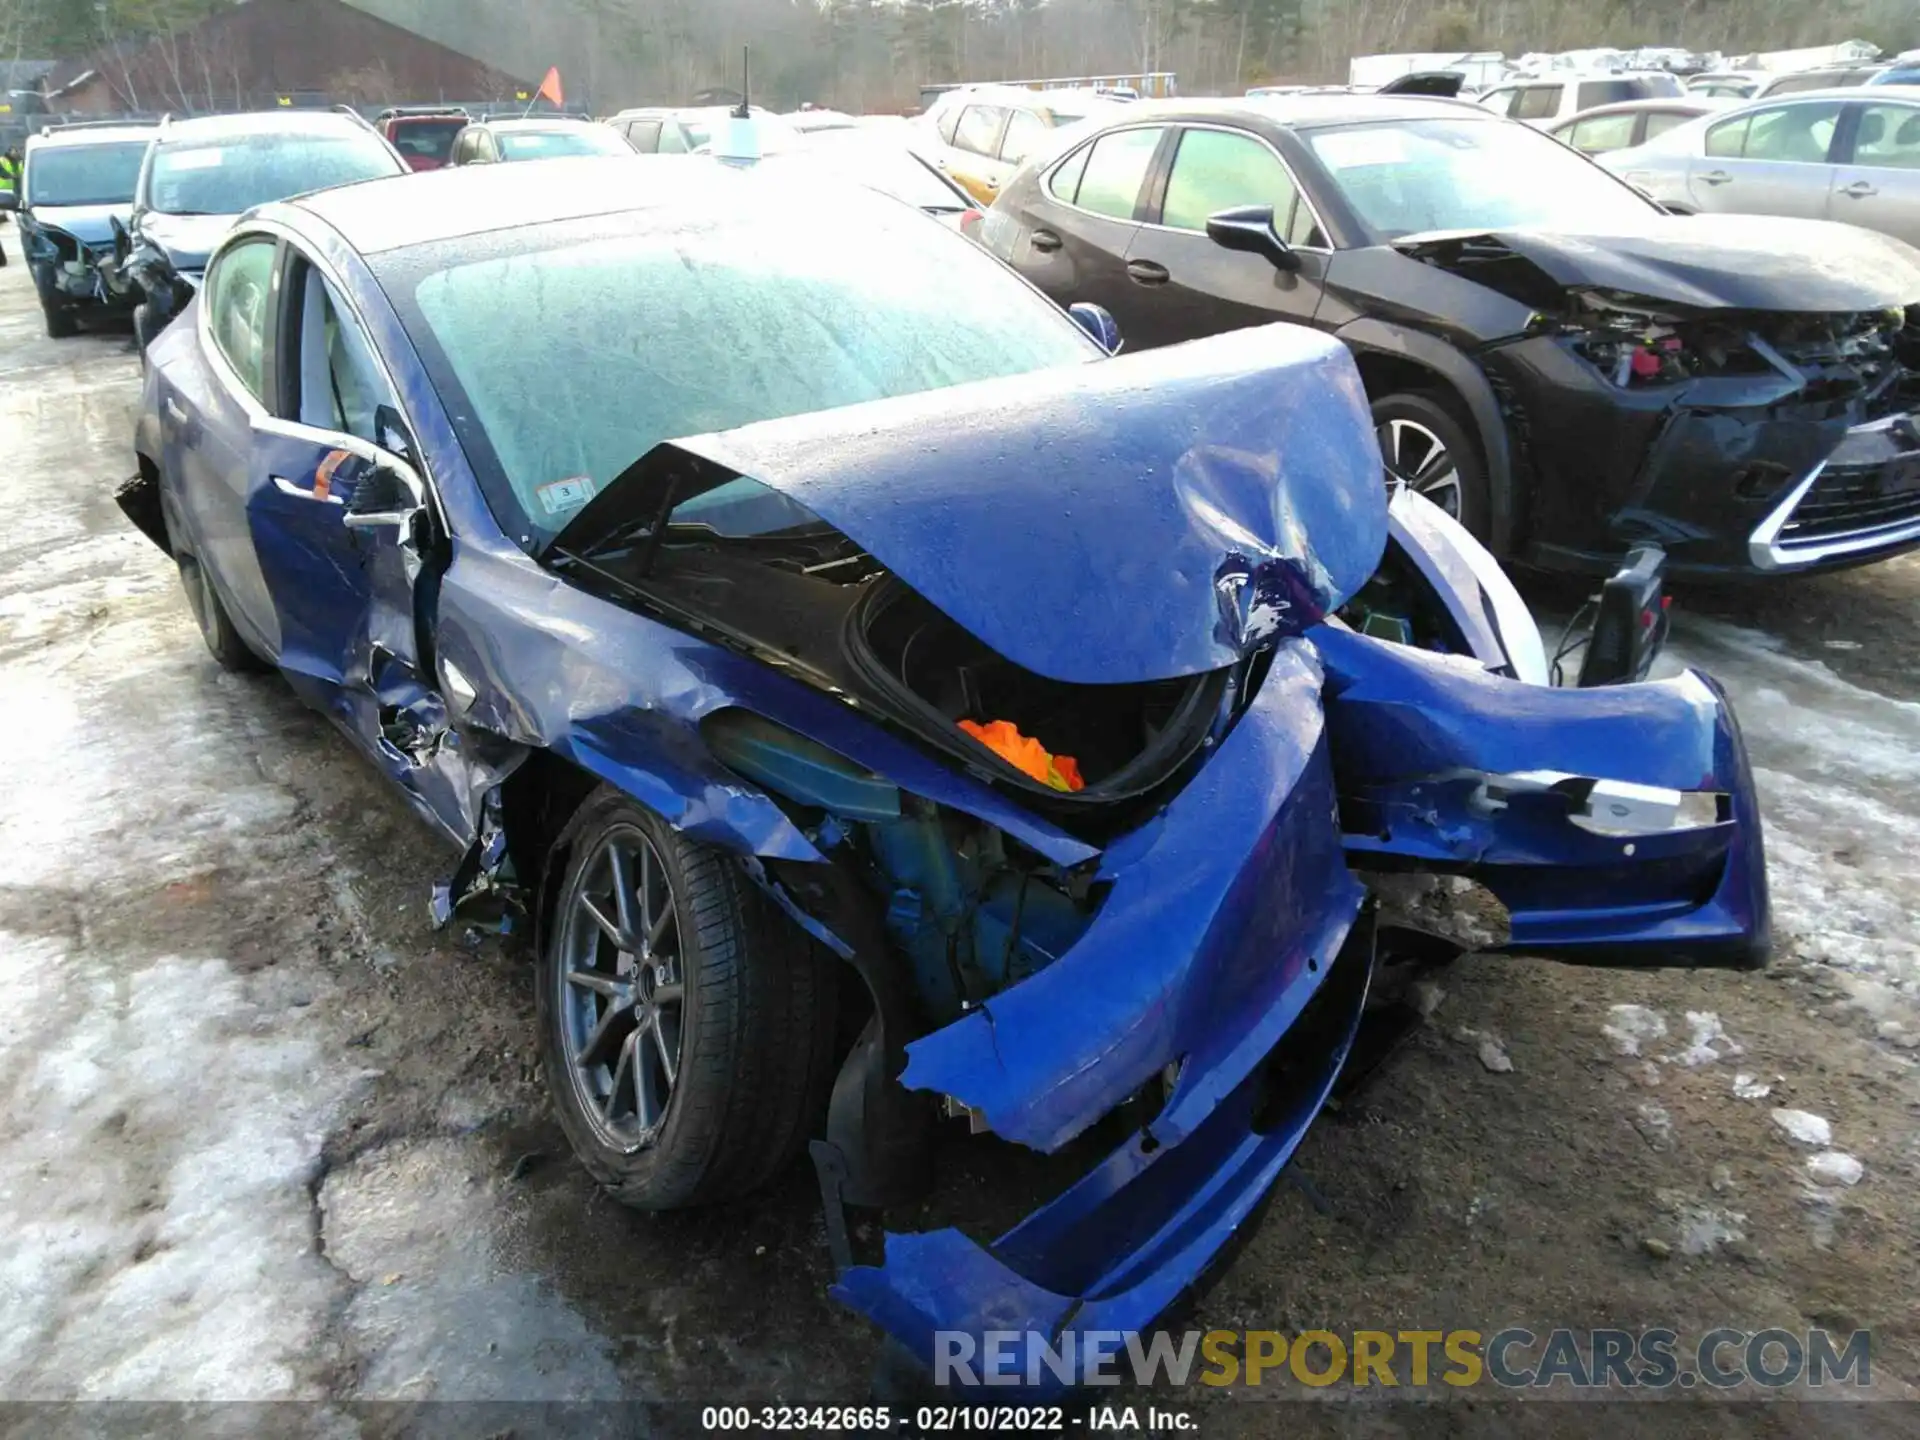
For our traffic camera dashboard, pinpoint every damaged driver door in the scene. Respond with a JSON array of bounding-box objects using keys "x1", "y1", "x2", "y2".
[{"x1": 246, "y1": 246, "x2": 470, "y2": 842}]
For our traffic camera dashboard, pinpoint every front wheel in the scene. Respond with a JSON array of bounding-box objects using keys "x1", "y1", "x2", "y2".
[
  {"x1": 1371, "y1": 391, "x2": 1491, "y2": 542},
  {"x1": 133, "y1": 300, "x2": 164, "y2": 360},
  {"x1": 537, "y1": 790, "x2": 835, "y2": 1211},
  {"x1": 159, "y1": 474, "x2": 267, "y2": 673}
]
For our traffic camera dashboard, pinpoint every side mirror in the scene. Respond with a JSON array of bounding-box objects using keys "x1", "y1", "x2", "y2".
[
  {"x1": 343, "y1": 454, "x2": 428, "y2": 531},
  {"x1": 1068, "y1": 302, "x2": 1122, "y2": 354},
  {"x1": 109, "y1": 214, "x2": 132, "y2": 266},
  {"x1": 1205, "y1": 204, "x2": 1299, "y2": 271},
  {"x1": 0, "y1": 190, "x2": 17, "y2": 213}
]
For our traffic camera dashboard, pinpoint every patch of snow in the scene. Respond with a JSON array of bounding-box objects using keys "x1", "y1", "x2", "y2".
[
  {"x1": 1477, "y1": 1036, "x2": 1514, "y2": 1074},
  {"x1": 1732, "y1": 1073, "x2": 1773, "y2": 1100},
  {"x1": 1677, "y1": 1205, "x2": 1746, "y2": 1257},
  {"x1": 1807, "y1": 1152, "x2": 1864, "y2": 1187},
  {"x1": 1771, "y1": 1109, "x2": 1834, "y2": 1147},
  {"x1": 1603, "y1": 1004, "x2": 1667, "y2": 1057},
  {"x1": 1667, "y1": 1011, "x2": 1743, "y2": 1068},
  {"x1": 1632, "y1": 1103, "x2": 1674, "y2": 1152}
]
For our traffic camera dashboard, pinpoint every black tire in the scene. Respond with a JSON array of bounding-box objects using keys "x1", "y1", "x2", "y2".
[
  {"x1": 159, "y1": 475, "x2": 268, "y2": 673},
  {"x1": 133, "y1": 301, "x2": 163, "y2": 360},
  {"x1": 1370, "y1": 390, "x2": 1491, "y2": 543},
  {"x1": 31, "y1": 264, "x2": 77, "y2": 338},
  {"x1": 42, "y1": 297, "x2": 77, "y2": 339},
  {"x1": 538, "y1": 788, "x2": 836, "y2": 1210}
]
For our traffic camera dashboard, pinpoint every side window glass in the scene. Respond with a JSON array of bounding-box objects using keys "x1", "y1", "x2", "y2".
[
  {"x1": 1643, "y1": 110, "x2": 1692, "y2": 142},
  {"x1": 1160, "y1": 128, "x2": 1298, "y2": 233},
  {"x1": 629, "y1": 120, "x2": 662, "y2": 152},
  {"x1": 1001, "y1": 109, "x2": 1048, "y2": 166},
  {"x1": 955, "y1": 105, "x2": 1005, "y2": 158},
  {"x1": 1742, "y1": 102, "x2": 1842, "y2": 163},
  {"x1": 936, "y1": 102, "x2": 963, "y2": 146},
  {"x1": 291, "y1": 261, "x2": 395, "y2": 443},
  {"x1": 1705, "y1": 115, "x2": 1751, "y2": 157},
  {"x1": 1566, "y1": 111, "x2": 1637, "y2": 153},
  {"x1": 1285, "y1": 194, "x2": 1326, "y2": 247},
  {"x1": 1073, "y1": 126, "x2": 1163, "y2": 220},
  {"x1": 1047, "y1": 141, "x2": 1092, "y2": 203},
  {"x1": 1515, "y1": 85, "x2": 1562, "y2": 121},
  {"x1": 658, "y1": 123, "x2": 689, "y2": 155},
  {"x1": 206, "y1": 237, "x2": 277, "y2": 402},
  {"x1": 1852, "y1": 104, "x2": 1920, "y2": 168}
]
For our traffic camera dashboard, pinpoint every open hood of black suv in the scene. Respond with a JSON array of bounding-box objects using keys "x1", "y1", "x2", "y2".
[{"x1": 1395, "y1": 215, "x2": 1920, "y2": 312}]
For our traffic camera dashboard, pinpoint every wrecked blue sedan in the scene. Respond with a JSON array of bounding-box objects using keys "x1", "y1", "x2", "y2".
[{"x1": 118, "y1": 157, "x2": 1768, "y2": 1387}]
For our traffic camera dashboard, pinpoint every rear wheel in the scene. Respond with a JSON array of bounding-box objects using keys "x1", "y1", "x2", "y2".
[
  {"x1": 1371, "y1": 391, "x2": 1491, "y2": 541},
  {"x1": 537, "y1": 789, "x2": 835, "y2": 1210}
]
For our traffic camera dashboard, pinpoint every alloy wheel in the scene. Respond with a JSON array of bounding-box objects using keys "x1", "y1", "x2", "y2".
[
  {"x1": 557, "y1": 826, "x2": 685, "y2": 1152},
  {"x1": 1376, "y1": 417, "x2": 1464, "y2": 519}
]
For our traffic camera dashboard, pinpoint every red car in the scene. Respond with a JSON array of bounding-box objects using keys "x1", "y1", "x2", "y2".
[{"x1": 374, "y1": 107, "x2": 470, "y2": 172}]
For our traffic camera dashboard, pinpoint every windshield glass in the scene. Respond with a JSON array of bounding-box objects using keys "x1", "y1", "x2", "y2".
[
  {"x1": 1308, "y1": 116, "x2": 1658, "y2": 238},
  {"x1": 498, "y1": 128, "x2": 631, "y2": 160},
  {"x1": 148, "y1": 131, "x2": 399, "y2": 215},
  {"x1": 25, "y1": 140, "x2": 149, "y2": 207},
  {"x1": 388, "y1": 201, "x2": 1095, "y2": 550},
  {"x1": 389, "y1": 118, "x2": 465, "y2": 161}
]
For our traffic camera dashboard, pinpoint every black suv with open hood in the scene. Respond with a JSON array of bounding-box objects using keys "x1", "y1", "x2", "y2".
[{"x1": 981, "y1": 95, "x2": 1920, "y2": 577}]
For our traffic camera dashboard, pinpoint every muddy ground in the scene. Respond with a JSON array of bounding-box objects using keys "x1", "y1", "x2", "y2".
[{"x1": 1, "y1": 230, "x2": 1916, "y2": 1438}]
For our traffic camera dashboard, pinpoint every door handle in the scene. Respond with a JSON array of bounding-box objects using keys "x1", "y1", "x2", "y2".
[
  {"x1": 163, "y1": 396, "x2": 189, "y2": 425},
  {"x1": 1698, "y1": 170, "x2": 1732, "y2": 185},
  {"x1": 1127, "y1": 259, "x2": 1170, "y2": 285},
  {"x1": 1841, "y1": 180, "x2": 1878, "y2": 198},
  {"x1": 1030, "y1": 229, "x2": 1063, "y2": 253}
]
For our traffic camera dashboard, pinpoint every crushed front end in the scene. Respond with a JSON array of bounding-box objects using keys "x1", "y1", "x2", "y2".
[
  {"x1": 1398, "y1": 228, "x2": 1920, "y2": 576},
  {"x1": 542, "y1": 326, "x2": 1771, "y2": 1390}
]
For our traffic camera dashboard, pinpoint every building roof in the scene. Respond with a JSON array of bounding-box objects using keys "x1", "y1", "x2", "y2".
[
  {"x1": 46, "y1": 0, "x2": 525, "y2": 111},
  {"x1": 1, "y1": 59, "x2": 57, "y2": 91}
]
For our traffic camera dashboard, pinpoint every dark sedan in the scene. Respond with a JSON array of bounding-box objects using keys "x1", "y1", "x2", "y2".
[{"x1": 982, "y1": 96, "x2": 1920, "y2": 577}]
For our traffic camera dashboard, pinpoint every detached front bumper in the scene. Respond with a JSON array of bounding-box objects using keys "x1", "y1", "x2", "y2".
[
  {"x1": 833, "y1": 643, "x2": 1371, "y2": 1386},
  {"x1": 1489, "y1": 335, "x2": 1920, "y2": 577}
]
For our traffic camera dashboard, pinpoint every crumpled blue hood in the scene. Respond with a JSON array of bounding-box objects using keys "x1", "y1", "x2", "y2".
[
  {"x1": 668, "y1": 324, "x2": 1387, "y2": 685},
  {"x1": 30, "y1": 202, "x2": 129, "y2": 247}
]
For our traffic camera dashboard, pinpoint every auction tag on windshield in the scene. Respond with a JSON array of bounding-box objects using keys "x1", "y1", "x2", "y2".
[
  {"x1": 536, "y1": 476, "x2": 596, "y2": 517},
  {"x1": 169, "y1": 149, "x2": 226, "y2": 170}
]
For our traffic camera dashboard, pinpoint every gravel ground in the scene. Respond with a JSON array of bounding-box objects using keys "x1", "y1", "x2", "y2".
[{"x1": 1, "y1": 228, "x2": 1916, "y2": 1437}]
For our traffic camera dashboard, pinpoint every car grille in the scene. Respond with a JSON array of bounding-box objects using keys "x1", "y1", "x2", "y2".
[{"x1": 1778, "y1": 460, "x2": 1920, "y2": 542}]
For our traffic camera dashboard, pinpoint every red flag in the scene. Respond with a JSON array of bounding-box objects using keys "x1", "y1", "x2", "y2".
[{"x1": 536, "y1": 66, "x2": 564, "y2": 106}]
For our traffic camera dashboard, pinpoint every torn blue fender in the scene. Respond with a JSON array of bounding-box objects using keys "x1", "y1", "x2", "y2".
[
  {"x1": 1315, "y1": 625, "x2": 1770, "y2": 968},
  {"x1": 836, "y1": 646, "x2": 1374, "y2": 1384}
]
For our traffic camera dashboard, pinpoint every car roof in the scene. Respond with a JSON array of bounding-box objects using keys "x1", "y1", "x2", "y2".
[
  {"x1": 1131, "y1": 94, "x2": 1494, "y2": 129},
  {"x1": 286, "y1": 153, "x2": 862, "y2": 255},
  {"x1": 1733, "y1": 85, "x2": 1915, "y2": 105},
  {"x1": 1550, "y1": 98, "x2": 1717, "y2": 123},
  {"x1": 28, "y1": 124, "x2": 156, "y2": 149},
  {"x1": 157, "y1": 110, "x2": 372, "y2": 144},
  {"x1": 934, "y1": 84, "x2": 1116, "y2": 113},
  {"x1": 474, "y1": 116, "x2": 594, "y2": 131}
]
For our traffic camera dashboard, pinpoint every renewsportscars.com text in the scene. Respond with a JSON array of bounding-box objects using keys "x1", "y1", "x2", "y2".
[{"x1": 933, "y1": 1327, "x2": 1872, "y2": 1391}]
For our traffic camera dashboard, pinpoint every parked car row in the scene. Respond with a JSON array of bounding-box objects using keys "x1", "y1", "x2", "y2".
[
  {"x1": 115, "y1": 147, "x2": 1773, "y2": 1396},
  {"x1": 978, "y1": 93, "x2": 1920, "y2": 580}
]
